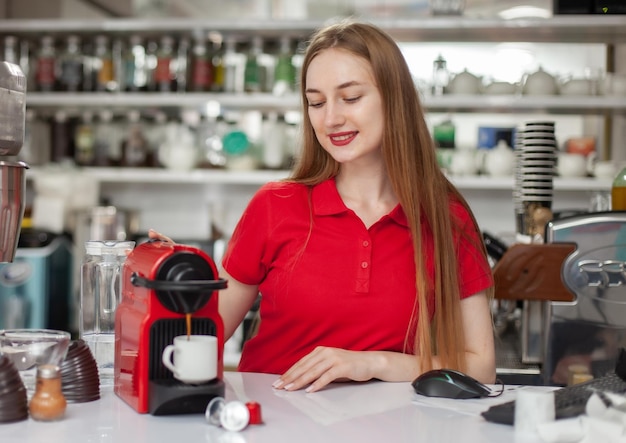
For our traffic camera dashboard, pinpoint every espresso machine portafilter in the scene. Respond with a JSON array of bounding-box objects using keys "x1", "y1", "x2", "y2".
[{"x1": 0, "y1": 61, "x2": 29, "y2": 263}]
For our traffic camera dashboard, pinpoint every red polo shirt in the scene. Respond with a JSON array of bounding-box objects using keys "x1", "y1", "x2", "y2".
[{"x1": 222, "y1": 179, "x2": 492, "y2": 375}]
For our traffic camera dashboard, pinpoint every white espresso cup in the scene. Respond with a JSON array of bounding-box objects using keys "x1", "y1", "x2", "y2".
[{"x1": 162, "y1": 335, "x2": 218, "y2": 384}]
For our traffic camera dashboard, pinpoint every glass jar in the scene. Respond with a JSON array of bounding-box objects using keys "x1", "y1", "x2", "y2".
[{"x1": 80, "y1": 240, "x2": 135, "y2": 388}]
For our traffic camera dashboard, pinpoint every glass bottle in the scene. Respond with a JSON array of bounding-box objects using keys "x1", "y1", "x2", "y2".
[
  {"x1": 28, "y1": 364, "x2": 67, "y2": 421},
  {"x1": 222, "y1": 37, "x2": 242, "y2": 93},
  {"x1": 93, "y1": 110, "x2": 115, "y2": 166},
  {"x1": 210, "y1": 38, "x2": 224, "y2": 92},
  {"x1": 58, "y1": 35, "x2": 84, "y2": 92},
  {"x1": 74, "y1": 111, "x2": 95, "y2": 166},
  {"x1": 144, "y1": 39, "x2": 158, "y2": 92},
  {"x1": 35, "y1": 35, "x2": 56, "y2": 92},
  {"x1": 3, "y1": 35, "x2": 19, "y2": 65},
  {"x1": 273, "y1": 36, "x2": 295, "y2": 96},
  {"x1": 432, "y1": 54, "x2": 449, "y2": 96},
  {"x1": 123, "y1": 34, "x2": 148, "y2": 92},
  {"x1": 144, "y1": 111, "x2": 168, "y2": 167},
  {"x1": 50, "y1": 110, "x2": 73, "y2": 163},
  {"x1": 244, "y1": 36, "x2": 263, "y2": 93},
  {"x1": 611, "y1": 166, "x2": 626, "y2": 211},
  {"x1": 262, "y1": 111, "x2": 285, "y2": 169},
  {"x1": 120, "y1": 110, "x2": 149, "y2": 167},
  {"x1": 188, "y1": 34, "x2": 212, "y2": 92},
  {"x1": 174, "y1": 36, "x2": 189, "y2": 92},
  {"x1": 94, "y1": 35, "x2": 114, "y2": 92},
  {"x1": 154, "y1": 35, "x2": 175, "y2": 92}
]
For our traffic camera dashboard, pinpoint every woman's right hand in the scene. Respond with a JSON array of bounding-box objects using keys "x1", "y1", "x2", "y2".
[{"x1": 148, "y1": 228, "x2": 176, "y2": 244}]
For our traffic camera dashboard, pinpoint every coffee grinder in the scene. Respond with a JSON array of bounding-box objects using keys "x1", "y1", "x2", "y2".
[
  {"x1": 114, "y1": 239, "x2": 228, "y2": 415},
  {"x1": 0, "y1": 61, "x2": 29, "y2": 263}
]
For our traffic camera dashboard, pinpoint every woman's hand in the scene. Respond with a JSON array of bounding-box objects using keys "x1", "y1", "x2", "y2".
[
  {"x1": 148, "y1": 228, "x2": 176, "y2": 244},
  {"x1": 272, "y1": 346, "x2": 386, "y2": 393}
]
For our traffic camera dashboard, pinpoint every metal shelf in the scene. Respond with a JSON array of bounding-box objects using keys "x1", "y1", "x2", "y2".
[
  {"x1": 26, "y1": 166, "x2": 612, "y2": 191},
  {"x1": 1, "y1": 15, "x2": 626, "y2": 44},
  {"x1": 25, "y1": 92, "x2": 301, "y2": 114},
  {"x1": 25, "y1": 92, "x2": 626, "y2": 115}
]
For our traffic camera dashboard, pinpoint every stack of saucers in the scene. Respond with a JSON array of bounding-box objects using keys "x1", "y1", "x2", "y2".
[
  {"x1": 513, "y1": 121, "x2": 557, "y2": 235},
  {"x1": 0, "y1": 354, "x2": 28, "y2": 423},
  {"x1": 60, "y1": 340, "x2": 100, "y2": 403}
]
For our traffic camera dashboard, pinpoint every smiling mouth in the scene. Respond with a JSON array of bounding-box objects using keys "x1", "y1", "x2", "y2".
[{"x1": 329, "y1": 132, "x2": 357, "y2": 145}]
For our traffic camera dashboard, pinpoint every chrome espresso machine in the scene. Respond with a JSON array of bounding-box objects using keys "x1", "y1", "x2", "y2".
[
  {"x1": 493, "y1": 211, "x2": 626, "y2": 386},
  {"x1": 114, "y1": 239, "x2": 228, "y2": 415},
  {"x1": 0, "y1": 61, "x2": 29, "y2": 264}
]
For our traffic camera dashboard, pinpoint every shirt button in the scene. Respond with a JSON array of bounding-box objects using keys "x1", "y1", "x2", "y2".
[
  {"x1": 361, "y1": 262, "x2": 368, "y2": 269},
  {"x1": 362, "y1": 240, "x2": 370, "y2": 247}
]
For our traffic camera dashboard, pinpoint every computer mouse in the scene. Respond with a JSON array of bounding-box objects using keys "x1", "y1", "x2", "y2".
[{"x1": 412, "y1": 368, "x2": 491, "y2": 399}]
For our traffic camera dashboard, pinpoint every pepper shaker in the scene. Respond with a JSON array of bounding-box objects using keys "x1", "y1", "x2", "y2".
[{"x1": 28, "y1": 364, "x2": 67, "y2": 421}]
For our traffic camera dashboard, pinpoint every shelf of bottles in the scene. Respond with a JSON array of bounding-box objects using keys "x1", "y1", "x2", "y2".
[
  {"x1": 6, "y1": 15, "x2": 626, "y2": 175},
  {"x1": 4, "y1": 28, "x2": 303, "y2": 171}
]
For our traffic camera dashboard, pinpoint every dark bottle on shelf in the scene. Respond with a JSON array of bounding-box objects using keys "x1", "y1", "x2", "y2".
[
  {"x1": 35, "y1": 35, "x2": 56, "y2": 92},
  {"x1": 50, "y1": 110, "x2": 74, "y2": 163},
  {"x1": 58, "y1": 35, "x2": 84, "y2": 92}
]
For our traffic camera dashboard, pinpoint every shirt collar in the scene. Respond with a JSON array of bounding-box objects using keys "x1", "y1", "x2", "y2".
[{"x1": 311, "y1": 178, "x2": 408, "y2": 227}]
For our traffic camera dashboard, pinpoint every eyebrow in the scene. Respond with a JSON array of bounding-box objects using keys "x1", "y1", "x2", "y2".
[{"x1": 305, "y1": 80, "x2": 363, "y2": 94}]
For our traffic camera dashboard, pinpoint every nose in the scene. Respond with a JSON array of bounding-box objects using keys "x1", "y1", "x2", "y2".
[{"x1": 324, "y1": 101, "x2": 345, "y2": 128}]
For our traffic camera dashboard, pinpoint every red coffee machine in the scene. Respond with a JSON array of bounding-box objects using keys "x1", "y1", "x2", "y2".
[{"x1": 114, "y1": 239, "x2": 227, "y2": 415}]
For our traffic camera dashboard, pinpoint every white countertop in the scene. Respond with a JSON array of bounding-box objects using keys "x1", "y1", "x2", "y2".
[{"x1": 0, "y1": 372, "x2": 527, "y2": 443}]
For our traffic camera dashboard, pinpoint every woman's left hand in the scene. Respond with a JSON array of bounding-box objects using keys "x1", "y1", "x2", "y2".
[{"x1": 272, "y1": 346, "x2": 382, "y2": 393}]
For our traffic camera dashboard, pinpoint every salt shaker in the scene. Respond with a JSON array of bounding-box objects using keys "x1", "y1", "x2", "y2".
[{"x1": 28, "y1": 364, "x2": 67, "y2": 421}]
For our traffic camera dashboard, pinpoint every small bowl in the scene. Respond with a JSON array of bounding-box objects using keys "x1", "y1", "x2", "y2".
[{"x1": 0, "y1": 329, "x2": 71, "y2": 395}]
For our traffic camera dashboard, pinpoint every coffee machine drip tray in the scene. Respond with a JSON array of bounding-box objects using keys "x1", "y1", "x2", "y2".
[
  {"x1": 149, "y1": 379, "x2": 225, "y2": 416},
  {"x1": 147, "y1": 318, "x2": 224, "y2": 415}
]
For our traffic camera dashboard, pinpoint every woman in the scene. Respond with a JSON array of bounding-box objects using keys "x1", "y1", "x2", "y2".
[{"x1": 154, "y1": 20, "x2": 495, "y2": 392}]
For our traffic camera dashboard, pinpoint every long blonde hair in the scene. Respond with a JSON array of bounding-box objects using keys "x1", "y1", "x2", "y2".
[{"x1": 287, "y1": 20, "x2": 492, "y2": 373}]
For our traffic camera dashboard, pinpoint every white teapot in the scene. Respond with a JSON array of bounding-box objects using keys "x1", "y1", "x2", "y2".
[
  {"x1": 560, "y1": 77, "x2": 592, "y2": 96},
  {"x1": 450, "y1": 149, "x2": 479, "y2": 176},
  {"x1": 556, "y1": 152, "x2": 590, "y2": 178},
  {"x1": 522, "y1": 66, "x2": 559, "y2": 95},
  {"x1": 158, "y1": 123, "x2": 199, "y2": 171},
  {"x1": 447, "y1": 69, "x2": 482, "y2": 95},
  {"x1": 484, "y1": 140, "x2": 516, "y2": 177}
]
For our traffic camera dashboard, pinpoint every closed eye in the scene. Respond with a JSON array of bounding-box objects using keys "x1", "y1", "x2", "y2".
[
  {"x1": 307, "y1": 101, "x2": 324, "y2": 108},
  {"x1": 345, "y1": 96, "x2": 361, "y2": 103}
]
